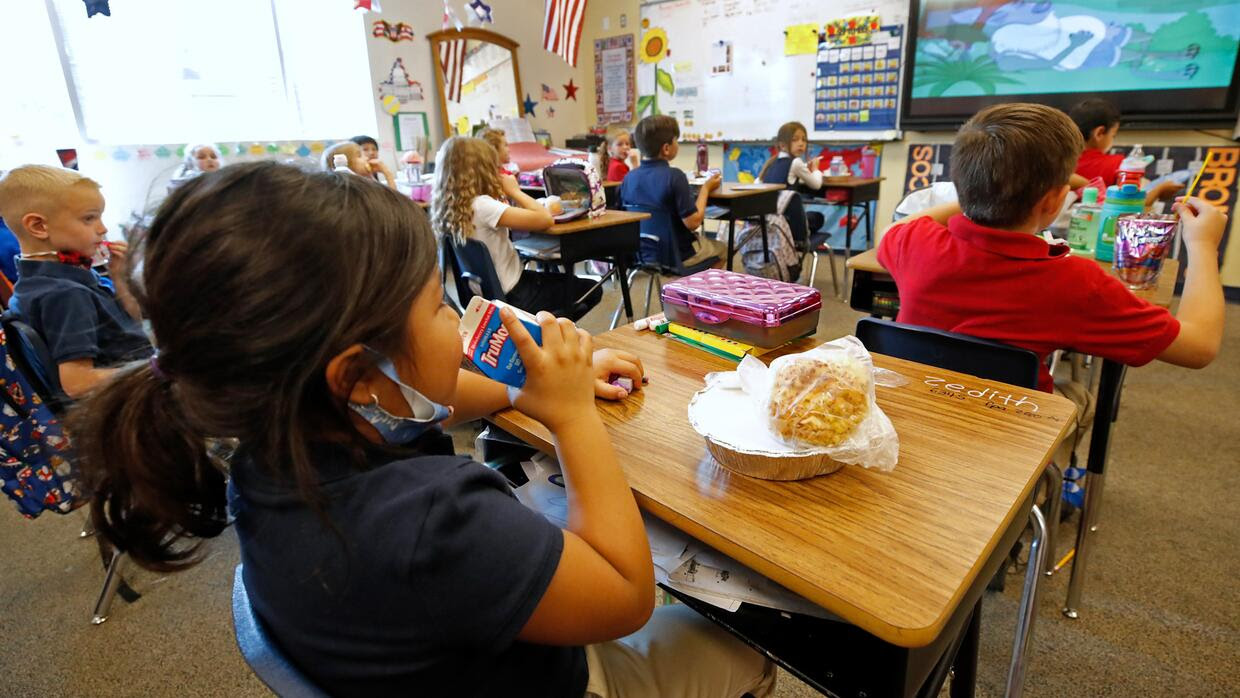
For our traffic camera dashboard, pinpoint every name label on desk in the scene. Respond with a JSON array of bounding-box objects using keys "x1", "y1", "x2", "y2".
[{"x1": 923, "y1": 376, "x2": 1060, "y2": 420}]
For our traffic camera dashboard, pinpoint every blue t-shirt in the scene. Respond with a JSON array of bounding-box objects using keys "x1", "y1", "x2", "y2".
[
  {"x1": 619, "y1": 158, "x2": 697, "y2": 261},
  {"x1": 230, "y1": 435, "x2": 585, "y2": 697},
  {"x1": 9, "y1": 259, "x2": 152, "y2": 366},
  {"x1": 0, "y1": 219, "x2": 19, "y2": 284}
]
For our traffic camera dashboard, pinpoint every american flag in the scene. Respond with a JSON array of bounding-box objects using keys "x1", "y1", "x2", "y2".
[
  {"x1": 439, "y1": 39, "x2": 467, "y2": 103},
  {"x1": 542, "y1": 0, "x2": 588, "y2": 68},
  {"x1": 541, "y1": 83, "x2": 559, "y2": 101}
]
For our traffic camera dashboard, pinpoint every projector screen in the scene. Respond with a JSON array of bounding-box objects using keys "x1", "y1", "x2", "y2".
[{"x1": 902, "y1": 0, "x2": 1240, "y2": 127}]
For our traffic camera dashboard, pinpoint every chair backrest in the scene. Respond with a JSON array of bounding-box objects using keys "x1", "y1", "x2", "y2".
[
  {"x1": 232, "y1": 565, "x2": 328, "y2": 698},
  {"x1": 446, "y1": 237, "x2": 506, "y2": 305},
  {"x1": 780, "y1": 191, "x2": 811, "y2": 246},
  {"x1": 0, "y1": 311, "x2": 71, "y2": 415},
  {"x1": 855, "y1": 317, "x2": 1040, "y2": 389},
  {"x1": 623, "y1": 203, "x2": 718, "y2": 274}
]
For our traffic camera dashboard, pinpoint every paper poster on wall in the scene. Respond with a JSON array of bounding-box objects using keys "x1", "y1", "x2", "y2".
[
  {"x1": 710, "y1": 40, "x2": 733, "y2": 75},
  {"x1": 903, "y1": 143, "x2": 952, "y2": 194},
  {"x1": 814, "y1": 24, "x2": 903, "y2": 133},
  {"x1": 596, "y1": 34, "x2": 636, "y2": 124},
  {"x1": 784, "y1": 24, "x2": 820, "y2": 56},
  {"x1": 377, "y1": 57, "x2": 424, "y2": 107},
  {"x1": 393, "y1": 112, "x2": 429, "y2": 152}
]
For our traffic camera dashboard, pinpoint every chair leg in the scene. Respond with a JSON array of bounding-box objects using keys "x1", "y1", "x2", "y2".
[
  {"x1": 809, "y1": 250, "x2": 819, "y2": 288},
  {"x1": 80, "y1": 513, "x2": 95, "y2": 538},
  {"x1": 1005, "y1": 505, "x2": 1049, "y2": 698},
  {"x1": 1042, "y1": 462, "x2": 1063, "y2": 576},
  {"x1": 92, "y1": 549, "x2": 127, "y2": 625},
  {"x1": 824, "y1": 243, "x2": 839, "y2": 297},
  {"x1": 1063, "y1": 471, "x2": 1106, "y2": 619}
]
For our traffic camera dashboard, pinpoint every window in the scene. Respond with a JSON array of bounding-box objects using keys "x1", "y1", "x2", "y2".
[
  {"x1": 0, "y1": 0, "x2": 78, "y2": 164},
  {"x1": 2, "y1": 0, "x2": 375, "y2": 148}
]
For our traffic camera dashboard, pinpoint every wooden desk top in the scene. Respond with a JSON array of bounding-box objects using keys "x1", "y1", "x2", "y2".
[
  {"x1": 820, "y1": 176, "x2": 884, "y2": 189},
  {"x1": 706, "y1": 183, "x2": 785, "y2": 199},
  {"x1": 490, "y1": 327, "x2": 1075, "y2": 647},
  {"x1": 542, "y1": 209, "x2": 650, "y2": 235},
  {"x1": 846, "y1": 248, "x2": 1179, "y2": 309}
]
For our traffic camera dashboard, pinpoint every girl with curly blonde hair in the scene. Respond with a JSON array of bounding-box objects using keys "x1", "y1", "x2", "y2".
[{"x1": 431, "y1": 137, "x2": 602, "y2": 319}]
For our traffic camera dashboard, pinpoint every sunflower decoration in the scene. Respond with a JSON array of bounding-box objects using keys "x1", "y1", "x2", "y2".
[{"x1": 637, "y1": 26, "x2": 674, "y2": 117}]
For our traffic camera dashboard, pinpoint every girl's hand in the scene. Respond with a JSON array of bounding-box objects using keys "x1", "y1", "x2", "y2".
[
  {"x1": 627, "y1": 151, "x2": 641, "y2": 170},
  {"x1": 501, "y1": 309, "x2": 597, "y2": 431},
  {"x1": 592, "y1": 348, "x2": 645, "y2": 400}
]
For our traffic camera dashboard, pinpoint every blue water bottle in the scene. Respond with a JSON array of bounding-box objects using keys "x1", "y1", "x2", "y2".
[{"x1": 1094, "y1": 184, "x2": 1144, "y2": 263}]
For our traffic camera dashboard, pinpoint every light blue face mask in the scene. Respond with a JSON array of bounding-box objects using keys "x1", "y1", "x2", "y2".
[{"x1": 348, "y1": 352, "x2": 453, "y2": 445}]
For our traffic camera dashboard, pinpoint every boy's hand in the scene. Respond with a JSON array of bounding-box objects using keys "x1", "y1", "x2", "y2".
[
  {"x1": 1174, "y1": 197, "x2": 1227, "y2": 251},
  {"x1": 703, "y1": 172, "x2": 722, "y2": 193},
  {"x1": 1152, "y1": 180, "x2": 1184, "y2": 200},
  {"x1": 500, "y1": 173, "x2": 522, "y2": 198},
  {"x1": 106, "y1": 241, "x2": 128, "y2": 280},
  {"x1": 592, "y1": 348, "x2": 645, "y2": 400},
  {"x1": 501, "y1": 309, "x2": 597, "y2": 431},
  {"x1": 627, "y1": 151, "x2": 641, "y2": 170}
]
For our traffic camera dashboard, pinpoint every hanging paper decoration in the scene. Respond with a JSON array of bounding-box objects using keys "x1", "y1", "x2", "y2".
[
  {"x1": 547, "y1": 106, "x2": 556, "y2": 118},
  {"x1": 136, "y1": 148, "x2": 153, "y2": 160},
  {"x1": 377, "y1": 57, "x2": 424, "y2": 106},
  {"x1": 296, "y1": 144, "x2": 312, "y2": 157},
  {"x1": 354, "y1": 0, "x2": 382, "y2": 12},
  {"x1": 467, "y1": 0, "x2": 493, "y2": 24},
  {"x1": 249, "y1": 144, "x2": 265, "y2": 156},
  {"x1": 266, "y1": 143, "x2": 280, "y2": 154},
  {"x1": 523, "y1": 94, "x2": 539, "y2": 117},
  {"x1": 542, "y1": 0, "x2": 588, "y2": 67},
  {"x1": 111, "y1": 148, "x2": 130, "y2": 162},
  {"x1": 372, "y1": 20, "x2": 415, "y2": 42},
  {"x1": 83, "y1": 0, "x2": 110, "y2": 18},
  {"x1": 93, "y1": 149, "x2": 107, "y2": 161},
  {"x1": 155, "y1": 146, "x2": 172, "y2": 158},
  {"x1": 381, "y1": 95, "x2": 402, "y2": 115},
  {"x1": 824, "y1": 15, "x2": 879, "y2": 48},
  {"x1": 310, "y1": 142, "x2": 326, "y2": 153},
  {"x1": 562, "y1": 79, "x2": 579, "y2": 101},
  {"x1": 443, "y1": 1, "x2": 463, "y2": 31},
  {"x1": 218, "y1": 145, "x2": 231, "y2": 156}
]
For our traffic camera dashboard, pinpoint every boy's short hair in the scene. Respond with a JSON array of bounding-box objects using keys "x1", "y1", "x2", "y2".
[
  {"x1": 633, "y1": 115, "x2": 679, "y2": 156},
  {"x1": 0, "y1": 165, "x2": 100, "y2": 235},
  {"x1": 349, "y1": 135, "x2": 379, "y2": 148},
  {"x1": 953, "y1": 103, "x2": 1082, "y2": 228},
  {"x1": 1068, "y1": 98, "x2": 1121, "y2": 140}
]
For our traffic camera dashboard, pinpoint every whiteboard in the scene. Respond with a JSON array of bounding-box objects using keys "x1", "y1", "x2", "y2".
[{"x1": 638, "y1": 0, "x2": 909, "y2": 142}]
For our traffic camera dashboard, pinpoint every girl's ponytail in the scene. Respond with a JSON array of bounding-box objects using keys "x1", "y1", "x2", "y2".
[
  {"x1": 596, "y1": 139, "x2": 611, "y2": 177},
  {"x1": 73, "y1": 360, "x2": 227, "y2": 572}
]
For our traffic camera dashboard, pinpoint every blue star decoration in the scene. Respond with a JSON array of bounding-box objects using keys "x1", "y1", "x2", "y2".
[
  {"x1": 523, "y1": 94, "x2": 538, "y2": 117},
  {"x1": 83, "y1": 0, "x2": 110, "y2": 17},
  {"x1": 468, "y1": 0, "x2": 493, "y2": 23}
]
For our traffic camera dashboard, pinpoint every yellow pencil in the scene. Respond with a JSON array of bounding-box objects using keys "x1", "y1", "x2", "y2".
[{"x1": 1183, "y1": 149, "x2": 1214, "y2": 199}]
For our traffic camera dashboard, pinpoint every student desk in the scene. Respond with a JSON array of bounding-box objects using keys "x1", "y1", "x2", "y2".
[
  {"x1": 845, "y1": 247, "x2": 1179, "y2": 620},
  {"x1": 700, "y1": 183, "x2": 784, "y2": 272},
  {"x1": 525, "y1": 210, "x2": 649, "y2": 322},
  {"x1": 490, "y1": 327, "x2": 1074, "y2": 697},
  {"x1": 809, "y1": 177, "x2": 884, "y2": 268}
]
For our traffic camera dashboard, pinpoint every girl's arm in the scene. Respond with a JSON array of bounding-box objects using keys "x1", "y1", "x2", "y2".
[
  {"x1": 792, "y1": 157, "x2": 823, "y2": 190},
  {"x1": 498, "y1": 174, "x2": 554, "y2": 231}
]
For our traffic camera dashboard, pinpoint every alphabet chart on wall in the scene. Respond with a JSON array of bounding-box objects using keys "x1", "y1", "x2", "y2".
[{"x1": 814, "y1": 24, "x2": 903, "y2": 133}]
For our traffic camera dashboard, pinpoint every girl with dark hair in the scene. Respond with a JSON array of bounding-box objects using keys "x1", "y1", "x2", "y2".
[{"x1": 72, "y1": 162, "x2": 774, "y2": 697}]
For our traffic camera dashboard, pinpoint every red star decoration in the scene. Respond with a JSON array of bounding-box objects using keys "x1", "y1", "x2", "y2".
[{"x1": 562, "y1": 79, "x2": 579, "y2": 101}]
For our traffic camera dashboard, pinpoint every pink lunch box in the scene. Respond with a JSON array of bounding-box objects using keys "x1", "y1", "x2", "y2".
[{"x1": 660, "y1": 270, "x2": 821, "y2": 348}]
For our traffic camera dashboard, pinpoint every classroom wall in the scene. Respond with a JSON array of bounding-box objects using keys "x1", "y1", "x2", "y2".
[
  {"x1": 578, "y1": 0, "x2": 1240, "y2": 289},
  {"x1": 361, "y1": 3, "x2": 592, "y2": 166}
]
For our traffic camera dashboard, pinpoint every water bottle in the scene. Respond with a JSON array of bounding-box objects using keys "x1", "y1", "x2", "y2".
[
  {"x1": 1117, "y1": 145, "x2": 1150, "y2": 188},
  {"x1": 1066, "y1": 187, "x2": 1102, "y2": 255},
  {"x1": 696, "y1": 139, "x2": 708, "y2": 175},
  {"x1": 1094, "y1": 184, "x2": 1145, "y2": 262},
  {"x1": 827, "y1": 155, "x2": 849, "y2": 177}
]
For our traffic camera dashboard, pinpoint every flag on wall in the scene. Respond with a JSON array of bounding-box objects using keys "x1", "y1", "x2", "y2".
[
  {"x1": 542, "y1": 0, "x2": 588, "y2": 67},
  {"x1": 440, "y1": 39, "x2": 467, "y2": 103}
]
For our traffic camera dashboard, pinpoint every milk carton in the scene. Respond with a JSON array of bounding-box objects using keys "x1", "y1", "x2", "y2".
[{"x1": 459, "y1": 297, "x2": 542, "y2": 387}]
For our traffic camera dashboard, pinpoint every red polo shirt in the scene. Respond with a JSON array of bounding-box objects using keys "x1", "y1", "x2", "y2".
[
  {"x1": 1075, "y1": 148, "x2": 1124, "y2": 187},
  {"x1": 877, "y1": 215, "x2": 1180, "y2": 392}
]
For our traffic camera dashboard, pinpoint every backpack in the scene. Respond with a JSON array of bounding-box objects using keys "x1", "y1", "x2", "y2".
[
  {"x1": 0, "y1": 326, "x2": 82, "y2": 518},
  {"x1": 723, "y1": 191, "x2": 802, "y2": 282}
]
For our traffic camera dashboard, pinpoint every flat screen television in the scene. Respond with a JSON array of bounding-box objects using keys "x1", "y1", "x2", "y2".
[{"x1": 902, "y1": 0, "x2": 1240, "y2": 128}]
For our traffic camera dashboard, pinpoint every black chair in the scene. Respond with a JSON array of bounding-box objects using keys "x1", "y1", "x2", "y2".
[
  {"x1": 445, "y1": 237, "x2": 509, "y2": 307},
  {"x1": 783, "y1": 194, "x2": 838, "y2": 296},
  {"x1": 609, "y1": 204, "x2": 720, "y2": 329},
  {"x1": 232, "y1": 565, "x2": 328, "y2": 698},
  {"x1": 0, "y1": 311, "x2": 141, "y2": 624}
]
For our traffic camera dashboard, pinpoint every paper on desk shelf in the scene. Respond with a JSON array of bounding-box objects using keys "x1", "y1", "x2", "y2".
[{"x1": 513, "y1": 453, "x2": 568, "y2": 528}]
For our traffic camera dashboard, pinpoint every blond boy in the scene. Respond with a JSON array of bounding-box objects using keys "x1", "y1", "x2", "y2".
[{"x1": 0, "y1": 165, "x2": 151, "y2": 397}]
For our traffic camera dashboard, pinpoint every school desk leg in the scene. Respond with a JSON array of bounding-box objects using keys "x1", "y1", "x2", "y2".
[
  {"x1": 725, "y1": 211, "x2": 736, "y2": 271},
  {"x1": 949, "y1": 600, "x2": 981, "y2": 698},
  {"x1": 759, "y1": 214, "x2": 770, "y2": 263},
  {"x1": 1042, "y1": 462, "x2": 1063, "y2": 576},
  {"x1": 1006, "y1": 505, "x2": 1048, "y2": 698},
  {"x1": 1063, "y1": 359, "x2": 1123, "y2": 618},
  {"x1": 843, "y1": 188, "x2": 857, "y2": 291},
  {"x1": 615, "y1": 256, "x2": 634, "y2": 323}
]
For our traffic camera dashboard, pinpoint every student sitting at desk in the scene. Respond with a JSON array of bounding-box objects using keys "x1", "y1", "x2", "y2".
[
  {"x1": 431, "y1": 136, "x2": 601, "y2": 320},
  {"x1": 1067, "y1": 98, "x2": 1183, "y2": 206},
  {"x1": 619, "y1": 115, "x2": 728, "y2": 268},
  {"x1": 878, "y1": 103, "x2": 1224, "y2": 421},
  {"x1": 758, "y1": 121, "x2": 826, "y2": 233}
]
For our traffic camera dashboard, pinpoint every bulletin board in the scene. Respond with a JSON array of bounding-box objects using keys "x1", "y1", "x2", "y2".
[
  {"x1": 595, "y1": 34, "x2": 636, "y2": 125},
  {"x1": 637, "y1": 0, "x2": 909, "y2": 142}
]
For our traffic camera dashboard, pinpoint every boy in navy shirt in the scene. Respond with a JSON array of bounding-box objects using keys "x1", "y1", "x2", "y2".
[
  {"x1": 620, "y1": 115, "x2": 728, "y2": 267},
  {"x1": 0, "y1": 165, "x2": 152, "y2": 397}
]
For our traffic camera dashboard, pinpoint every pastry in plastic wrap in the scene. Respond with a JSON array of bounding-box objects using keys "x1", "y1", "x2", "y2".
[{"x1": 768, "y1": 356, "x2": 871, "y2": 448}]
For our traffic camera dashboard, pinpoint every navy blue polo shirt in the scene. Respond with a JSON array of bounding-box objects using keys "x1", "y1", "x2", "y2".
[
  {"x1": 9, "y1": 259, "x2": 152, "y2": 366},
  {"x1": 619, "y1": 158, "x2": 697, "y2": 261},
  {"x1": 0, "y1": 219, "x2": 19, "y2": 284},
  {"x1": 231, "y1": 436, "x2": 585, "y2": 697}
]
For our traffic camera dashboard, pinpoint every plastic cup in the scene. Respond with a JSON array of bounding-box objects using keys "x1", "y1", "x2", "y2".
[{"x1": 1113, "y1": 213, "x2": 1177, "y2": 290}]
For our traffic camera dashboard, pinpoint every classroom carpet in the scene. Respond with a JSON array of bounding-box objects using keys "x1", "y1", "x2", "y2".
[{"x1": 1, "y1": 264, "x2": 1237, "y2": 697}]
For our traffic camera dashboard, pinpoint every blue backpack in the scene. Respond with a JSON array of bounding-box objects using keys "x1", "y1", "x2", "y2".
[{"x1": 0, "y1": 324, "x2": 82, "y2": 518}]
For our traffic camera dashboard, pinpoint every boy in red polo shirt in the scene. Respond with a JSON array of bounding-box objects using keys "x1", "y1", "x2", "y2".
[
  {"x1": 879, "y1": 102, "x2": 1225, "y2": 397},
  {"x1": 1068, "y1": 98, "x2": 1182, "y2": 205}
]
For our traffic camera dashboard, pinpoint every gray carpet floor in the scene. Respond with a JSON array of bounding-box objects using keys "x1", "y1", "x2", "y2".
[{"x1": 1, "y1": 260, "x2": 1236, "y2": 697}]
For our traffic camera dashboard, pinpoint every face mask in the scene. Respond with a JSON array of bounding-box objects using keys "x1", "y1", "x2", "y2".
[{"x1": 348, "y1": 352, "x2": 453, "y2": 445}]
